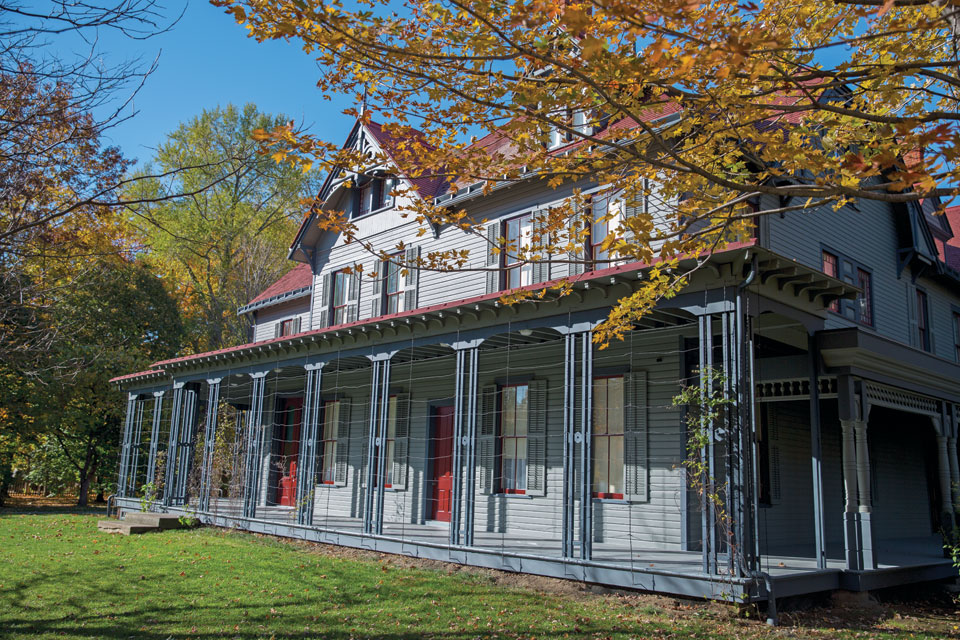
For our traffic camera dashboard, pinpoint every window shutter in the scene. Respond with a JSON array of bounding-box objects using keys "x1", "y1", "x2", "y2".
[
  {"x1": 403, "y1": 246, "x2": 420, "y2": 312},
  {"x1": 768, "y1": 406, "x2": 781, "y2": 504},
  {"x1": 292, "y1": 317, "x2": 301, "y2": 335},
  {"x1": 334, "y1": 400, "x2": 350, "y2": 486},
  {"x1": 319, "y1": 272, "x2": 332, "y2": 328},
  {"x1": 370, "y1": 260, "x2": 384, "y2": 318},
  {"x1": 391, "y1": 393, "x2": 410, "y2": 490},
  {"x1": 526, "y1": 379, "x2": 547, "y2": 497},
  {"x1": 568, "y1": 204, "x2": 585, "y2": 276},
  {"x1": 907, "y1": 286, "x2": 919, "y2": 348},
  {"x1": 623, "y1": 371, "x2": 649, "y2": 502},
  {"x1": 485, "y1": 221, "x2": 502, "y2": 294},
  {"x1": 478, "y1": 385, "x2": 498, "y2": 494},
  {"x1": 274, "y1": 322, "x2": 282, "y2": 339},
  {"x1": 531, "y1": 211, "x2": 551, "y2": 284},
  {"x1": 346, "y1": 272, "x2": 360, "y2": 323}
]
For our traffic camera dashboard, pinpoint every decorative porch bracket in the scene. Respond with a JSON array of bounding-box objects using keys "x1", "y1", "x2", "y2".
[
  {"x1": 450, "y1": 339, "x2": 482, "y2": 547},
  {"x1": 241, "y1": 372, "x2": 268, "y2": 520},
  {"x1": 145, "y1": 391, "x2": 165, "y2": 488},
  {"x1": 297, "y1": 363, "x2": 325, "y2": 526},
  {"x1": 116, "y1": 393, "x2": 137, "y2": 498},
  {"x1": 162, "y1": 382, "x2": 186, "y2": 506},
  {"x1": 197, "y1": 378, "x2": 222, "y2": 513}
]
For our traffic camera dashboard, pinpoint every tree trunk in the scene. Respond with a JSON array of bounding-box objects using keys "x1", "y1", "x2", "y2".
[{"x1": 77, "y1": 472, "x2": 90, "y2": 507}]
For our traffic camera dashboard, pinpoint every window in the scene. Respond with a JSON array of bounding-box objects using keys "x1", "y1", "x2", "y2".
[
  {"x1": 278, "y1": 318, "x2": 300, "y2": 337},
  {"x1": 917, "y1": 289, "x2": 931, "y2": 351},
  {"x1": 822, "y1": 251, "x2": 840, "y2": 312},
  {"x1": 757, "y1": 404, "x2": 773, "y2": 506},
  {"x1": 856, "y1": 268, "x2": 873, "y2": 326},
  {"x1": 953, "y1": 311, "x2": 960, "y2": 362},
  {"x1": 384, "y1": 395, "x2": 397, "y2": 487},
  {"x1": 319, "y1": 400, "x2": 340, "y2": 485},
  {"x1": 331, "y1": 270, "x2": 351, "y2": 325},
  {"x1": 354, "y1": 177, "x2": 390, "y2": 217},
  {"x1": 499, "y1": 384, "x2": 528, "y2": 493},
  {"x1": 504, "y1": 213, "x2": 534, "y2": 289},
  {"x1": 589, "y1": 196, "x2": 622, "y2": 268},
  {"x1": 384, "y1": 253, "x2": 404, "y2": 314},
  {"x1": 592, "y1": 376, "x2": 625, "y2": 499}
]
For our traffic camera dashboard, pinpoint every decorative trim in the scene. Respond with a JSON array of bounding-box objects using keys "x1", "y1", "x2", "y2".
[
  {"x1": 237, "y1": 286, "x2": 312, "y2": 316},
  {"x1": 863, "y1": 381, "x2": 939, "y2": 417},
  {"x1": 756, "y1": 377, "x2": 837, "y2": 402}
]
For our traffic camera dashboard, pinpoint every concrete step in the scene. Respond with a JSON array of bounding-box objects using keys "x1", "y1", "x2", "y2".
[
  {"x1": 97, "y1": 520, "x2": 157, "y2": 535},
  {"x1": 121, "y1": 512, "x2": 191, "y2": 529}
]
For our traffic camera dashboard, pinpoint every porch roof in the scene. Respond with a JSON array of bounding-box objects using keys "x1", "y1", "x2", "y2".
[{"x1": 112, "y1": 241, "x2": 860, "y2": 388}]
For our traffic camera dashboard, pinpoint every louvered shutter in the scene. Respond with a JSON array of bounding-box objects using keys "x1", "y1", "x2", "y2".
[
  {"x1": 319, "y1": 272, "x2": 332, "y2": 328},
  {"x1": 531, "y1": 211, "x2": 551, "y2": 284},
  {"x1": 568, "y1": 202, "x2": 586, "y2": 276},
  {"x1": 403, "y1": 246, "x2": 420, "y2": 312},
  {"x1": 346, "y1": 271, "x2": 360, "y2": 323},
  {"x1": 485, "y1": 221, "x2": 502, "y2": 294},
  {"x1": 292, "y1": 317, "x2": 301, "y2": 335},
  {"x1": 391, "y1": 393, "x2": 410, "y2": 490},
  {"x1": 768, "y1": 406, "x2": 782, "y2": 504},
  {"x1": 623, "y1": 371, "x2": 649, "y2": 502},
  {"x1": 370, "y1": 260, "x2": 384, "y2": 318},
  {"x1": 274, "y1": 322, "x2": 282, "y2": 339},
  {"x1": 334, "y1": 400, "x2": 350, "y2": 487},
  {"x1": 526, "y1": 379, "x2": 547, "y2": 496},
  {"x1": 478, "y1": 385, "x2": 498, "y2": 494}
]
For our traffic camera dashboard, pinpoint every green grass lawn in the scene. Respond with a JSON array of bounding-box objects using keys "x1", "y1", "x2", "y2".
[{"x1": 1, "y1": 509, "x2": 958, "y2": 639}]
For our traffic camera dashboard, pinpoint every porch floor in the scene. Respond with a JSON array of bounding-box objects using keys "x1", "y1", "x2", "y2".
[{"x1": 187, "y1": 498, "x2": 955, "y2": 599}]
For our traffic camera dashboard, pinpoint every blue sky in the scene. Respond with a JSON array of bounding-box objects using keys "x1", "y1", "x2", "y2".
[{"x1": 93, "y1": 1, "x2": 356, "y2": 164}]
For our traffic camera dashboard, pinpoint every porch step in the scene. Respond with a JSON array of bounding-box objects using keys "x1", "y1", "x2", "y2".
[
  {"x1": 97, "y1": 520, "x2": 157, "y2": 535},
  {"x1": 120, "y1": 511, "x2": 192, "y2": 529}
]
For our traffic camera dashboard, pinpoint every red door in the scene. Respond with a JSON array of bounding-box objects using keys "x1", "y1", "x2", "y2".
[
  {"x1": 276, "y1": 397, "x2": 303, "y2": 506},
  {"x1": 430, "y1": 406, "x2": 455, "y2": 522}
]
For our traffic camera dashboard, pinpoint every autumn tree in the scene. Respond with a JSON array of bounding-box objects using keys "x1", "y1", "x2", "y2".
[
  {"x1": 215, "y1": 0, "x2": 960, "y2": 341},
  {"x1": 125, "y1": 104, "x2": 320, "y2": 352}
]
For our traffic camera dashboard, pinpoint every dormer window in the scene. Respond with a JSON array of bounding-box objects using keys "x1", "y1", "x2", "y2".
[{"x1": 353, "y1": 175, "x2": 393, "y2": 217}]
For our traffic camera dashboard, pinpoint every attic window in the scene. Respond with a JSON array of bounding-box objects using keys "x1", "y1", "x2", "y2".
[{"x1": 354, "y1": 176, "x2": 392, "y2": 217}]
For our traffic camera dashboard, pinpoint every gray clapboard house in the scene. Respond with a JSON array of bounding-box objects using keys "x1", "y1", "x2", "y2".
[{"x1": 111, "y1": 114, "x2": 960, "y2": 603}]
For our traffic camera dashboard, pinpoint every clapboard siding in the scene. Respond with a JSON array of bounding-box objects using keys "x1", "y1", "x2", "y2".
[{"x1": 252, "y1": 298, "x2": 312, "y2": 342}]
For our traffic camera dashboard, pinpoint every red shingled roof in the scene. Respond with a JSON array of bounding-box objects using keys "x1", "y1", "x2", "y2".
[
  {"x1": 365, "y1": 120, "x2": 449, "y2": 199},
  {"x1": 940, "y1": 206, "x2": 960, "y2": 271},
  {"x1": 245, "y1": 263, "x2": 313, "y2": 308}
]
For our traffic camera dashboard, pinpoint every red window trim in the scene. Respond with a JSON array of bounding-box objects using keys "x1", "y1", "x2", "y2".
[
  {"x1": 384, "y1": 252, "x2": 404, "y2": 315},
  {"x1": 332, "y1": 270, "x2": 350, "y2": 324},
  {"x1": 498, "y1": 382, "x2": 528, "y2": 495},
  {"x1": 593, "y1": 492, "x2": 624, "y2": 500}
]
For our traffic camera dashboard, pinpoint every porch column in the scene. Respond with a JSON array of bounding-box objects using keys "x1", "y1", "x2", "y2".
[
  {"x1": 296, "y1": 363, "x2": 324, "y2": 526},
  {"x1": 117, "y1": 393, "x2": 138, "y2": 498},
  {"x1": 697, "y1": 313, "x2": 716, "y2": 574},
  {"x1": 949, "y1": 421, "x2": 959, "y2": 518},
  {"x1": 451, "y1": 340, "x2": 481, "y2": 547},
  {"x1": 145, "y1": 391, "x2": 165, "y2": 489},
  {"x1": 128, "y1": 398, "x2": 145, "y2": 497},
  {"x1": 162, "y1": 381, "x2": 185, "y2": 506},
  {"x1": 364, "y1": 354, "x2": 394, "y2": 535},
  {"x1": 854, "y1": 418, "x2": 876, "y2": 570},
  {"x1": 561, "y1": 332, "x2": 577, "y2": 559},
  {"x1": 577, "y1": 330, "x2": 595, "y2": 561},
  {"x1": 174, "y1": 386, "x2": 200, "y2": 505},
  {"x1": 935, "y1": 422, "x2": 956, "y2": 529},
  {"x1": 837, "y1": 375, "x2": 862, "y2": 570},
  {"x1": 241, "y1": 372, "x2": 268, "y2": 520},
  {"x1": 807, "y1": 333, "x2": 827, "y2": 569},
  {"x1": 197, "y1": 378, "x2": 222, "y2": 513}
]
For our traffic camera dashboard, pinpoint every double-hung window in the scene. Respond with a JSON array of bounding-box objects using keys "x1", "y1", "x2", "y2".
[
  {"x1": 331, "y1": 270, "x2": 351, "y2": 325},
  {"x1": 504, "y1": 213, "x2": 534, "y2": 289},
  {"x1": 355, "y1": 177, "x2": 389, "y2": 217},
  {"x1": 917, "y1": 289, "x2": 931, "y2": 351},
  {"x1": 384, "y1": 253, "x2": 404, "y2": 314},
  {"x1": 590, "y1": 196, "x2": 622, "y2": 269},
  {"x1": 278, "y1": 318, "x2": 300, "y2": 337},
  {"x1": 856, "y1": 268, "x2": 873, "y2": 326},
  {"x1": 822, "y1": 248, "x2": 873, "y2": 326},
  {"x1": 592, "y1": 376, "x2": 625, "y2": 499},
  {"x1": 319, "y1": 400, "x2": 340, "y2": 485},
  {"x1": 499, "y1": 384, "x2": 528, "y2": 493}
]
